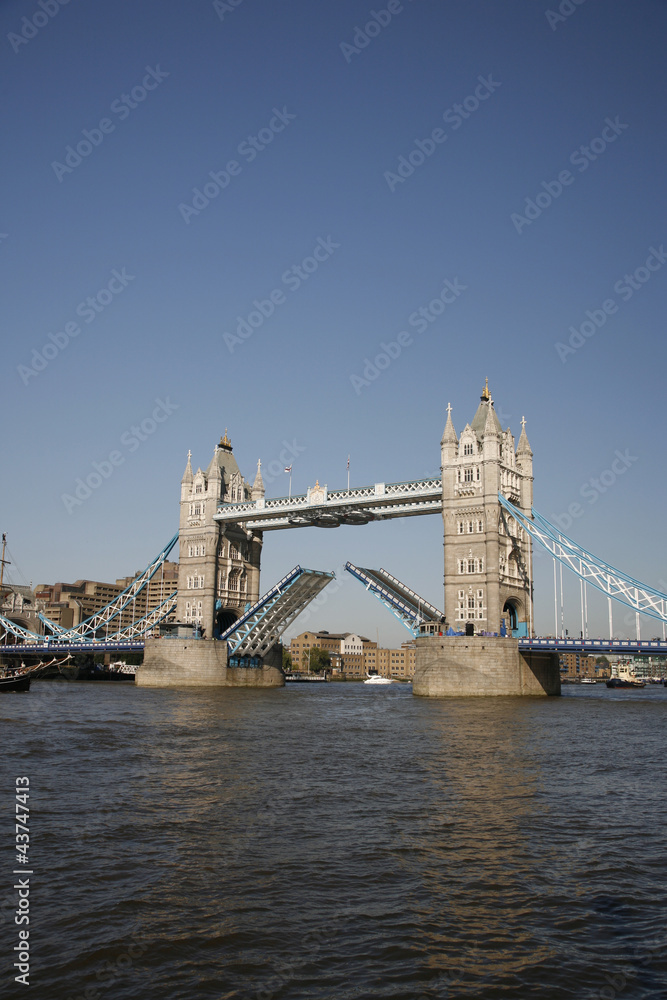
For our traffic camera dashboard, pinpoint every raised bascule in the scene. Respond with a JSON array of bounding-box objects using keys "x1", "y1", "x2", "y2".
[{"x1": 3, "y1": 382, "x2": 666, "y2": 693}]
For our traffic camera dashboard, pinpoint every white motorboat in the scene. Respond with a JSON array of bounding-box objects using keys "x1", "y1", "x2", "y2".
[{"x1": 364, "y1": 674, "x2": 394, "y2": 685}]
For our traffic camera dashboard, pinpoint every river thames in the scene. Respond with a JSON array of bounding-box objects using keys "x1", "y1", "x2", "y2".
[{"x1": 2, "y1": 681, "x2": 666, "y2": 999}]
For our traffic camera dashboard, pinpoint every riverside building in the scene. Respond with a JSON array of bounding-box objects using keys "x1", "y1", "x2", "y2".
[{"x1": 288, "y1": 630, "x2": 416, "y2": 679}]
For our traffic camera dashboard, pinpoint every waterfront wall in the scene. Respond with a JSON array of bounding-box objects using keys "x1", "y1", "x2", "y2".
[
  {"x1": 136, "y1": 638, "x2": 284, "y2": 688},
  {"x1": 413, "y1": 636, "x2": 560, "y2": 697}
]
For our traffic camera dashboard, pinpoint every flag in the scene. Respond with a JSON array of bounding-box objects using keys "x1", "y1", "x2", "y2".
[
  {"x1": 284, "y1": 465, "x2": 292, "y2": 473},
  {"x1": 347, "y1": 455, "x2": 350, "y2": 470}
]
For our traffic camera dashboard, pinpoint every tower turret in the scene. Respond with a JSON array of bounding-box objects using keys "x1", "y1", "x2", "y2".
[
  {"x1": 516, "y1": 416, "x2": 534, "y2": 512},
  {"x1": 180, "y1": 451, "x2": 193, "y2": 501},
  {"x1": 482, "y1": 397, "x2": 501, "y2": 462},
  {"x1": 440, "y1": 402, "x2": 458, "y2": 465},
  {"x1": 251, "y1": 460, "x2": 265, "y2": 501}
]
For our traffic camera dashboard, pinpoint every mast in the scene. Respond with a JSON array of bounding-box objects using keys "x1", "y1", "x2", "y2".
[{"x1": 0, "y1": 533, "x2": 10, "y2": 590}]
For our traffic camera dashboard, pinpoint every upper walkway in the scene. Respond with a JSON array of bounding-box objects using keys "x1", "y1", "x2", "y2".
[{"x1": 214, "y1": 478, "x2": 443, "y2": 530}]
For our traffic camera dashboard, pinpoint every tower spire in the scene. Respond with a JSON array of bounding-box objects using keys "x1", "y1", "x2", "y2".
[
  {"x1": 517, "y1": 416, "x2": 532, "y2": 457},
  {"x1": 252, "y1": 459, "x2": 265, "y2": 500}
]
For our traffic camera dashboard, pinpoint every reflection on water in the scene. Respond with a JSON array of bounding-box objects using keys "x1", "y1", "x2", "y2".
[{"x1": 1, "y1": 682, "x2": 666, "y2": 999}]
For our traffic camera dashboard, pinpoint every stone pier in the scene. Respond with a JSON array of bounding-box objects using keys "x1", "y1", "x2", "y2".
[
  {"x1": 412, "y1": 635, "x2": 560, "y2": 697},
  {"x1": 135, "y1": 638, "x2": 284, "y2": 688}
]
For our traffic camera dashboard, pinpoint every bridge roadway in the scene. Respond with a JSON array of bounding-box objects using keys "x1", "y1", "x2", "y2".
[
  {"x1": 3, "y1": 637, "x2": 666, "y2": 657},
  {"x1": 518, "y1": 637, "x2": 667, "y2": 656},
  {"x1": 0, "y1": 641, "x2": 145, "y2": 656}
]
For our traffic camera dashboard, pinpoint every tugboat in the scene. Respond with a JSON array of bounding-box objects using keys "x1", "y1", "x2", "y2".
[
  {"x1": 606, "y1": 661, "x2": 645, "y2": 689},
  {"x1": 606, "y1": 677, "x2": 646, "y2": 689}
]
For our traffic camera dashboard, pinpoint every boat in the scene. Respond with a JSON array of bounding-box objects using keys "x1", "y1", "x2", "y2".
[
  {"x1": 0, "y1": 655, "x2": 73, "y2": 692},
  {"x1": 606, "y1": 661, "x2": 646, "y2": 689},
  {"x1": 580, "y1": 677, "x2": 596, "y2": 684},
  {"x1": 364, "y1": 674, "x2": 394, "y2": 685},
  {"x1": 0, "y1": 671, "x2": 31, "y2": 692}
]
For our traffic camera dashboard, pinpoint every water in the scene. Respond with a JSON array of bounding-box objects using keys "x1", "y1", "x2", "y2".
[{"x1": 1, "y1": 680, "x2": 666, "y2": 999}]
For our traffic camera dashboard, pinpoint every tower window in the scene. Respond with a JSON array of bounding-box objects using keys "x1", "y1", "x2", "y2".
[
  {"x1": 464, "y1": 468, "x2": 474, "y2": 483},
  {"x1": 464, "y1": 443, "x2": 473, "y2": 456},
  {"x1": 478, "y1": 520, "x2": 483, "y2": 532},
  {"x1": 195, "y1": 485, "x2": 202, "y2": 494}
]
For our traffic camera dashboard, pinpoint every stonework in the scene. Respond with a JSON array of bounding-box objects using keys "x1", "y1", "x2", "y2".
[
  {"x1": 413, "y1": 636, "x2": 560, "y2": 697},
  {"x1": 176, "y1": 432, "x2": 264, "y2": 638},
  {"x1": 137, "y1": 637, "x2": 284, "y2": 687},
  {"x1": 441, "y1": 381, "x2": 534, "y2": 635}
]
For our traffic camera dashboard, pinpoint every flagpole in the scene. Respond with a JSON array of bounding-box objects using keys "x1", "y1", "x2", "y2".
[
  {"x1": 289, "y1": 469, "x2": 292, "y2": 499},
  {"x1": 347, "y1": 455, "x2": 350, "y2": 493}
]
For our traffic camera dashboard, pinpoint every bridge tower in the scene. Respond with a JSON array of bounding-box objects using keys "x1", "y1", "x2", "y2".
[
  {"x1": 176, "y1": 431, "x2": 263, "y2": 637},
  {"x1": 441, "y1": 381, "x2": 534, "y2": 635}
]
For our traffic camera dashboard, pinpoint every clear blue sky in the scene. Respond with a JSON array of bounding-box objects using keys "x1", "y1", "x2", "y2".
[{"x1": 2, "y1": 0, "x2": 665, "y2": 643}]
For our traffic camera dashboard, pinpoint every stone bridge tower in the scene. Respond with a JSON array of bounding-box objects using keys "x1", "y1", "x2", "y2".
[
  {"x1": 441, "y1": 381, "x2": 534, "y2": 635},
  {"x1": 176, "y1": 431, "x2": 263, "y2": 637}
]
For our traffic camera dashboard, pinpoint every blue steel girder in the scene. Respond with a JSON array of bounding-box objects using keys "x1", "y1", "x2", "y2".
[
  {"x1": 222, "y1": 566, "x2": 334, "y2": 657},
  {"x1": 344, "y1": 562, "x2": 442, "y2": 636},
  {"x1": 498, "y1": 494, "x2": 667, "y2": 623},
  {"x1": 0, "y1": 614, "x2": 44, "y2": 643},
  {"x1": 38, "y1": 533, "x2": 179, "y2": 640},
  {"x1": 105, "y1": 593, "x2": 177, "y2": 641}
]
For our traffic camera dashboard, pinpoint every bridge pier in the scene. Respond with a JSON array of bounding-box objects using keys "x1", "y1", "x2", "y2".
[
  {"x1": 412, "y1": 635, "x2": 560, "y2": 697},
  {"x1": 136, "y1": 638, "x2": 284, "y2": 688}
]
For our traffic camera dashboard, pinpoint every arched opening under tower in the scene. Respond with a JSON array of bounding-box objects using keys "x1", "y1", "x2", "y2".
[
  {"x1": 503, "y1": 600, "x2": 518, "y2": 633},
  {"x1": 215, "y1": 608, "x2": 239, "y2": 637},
  {"x1": 502, "y1": 598, "x2": 529, "y2": 637}
]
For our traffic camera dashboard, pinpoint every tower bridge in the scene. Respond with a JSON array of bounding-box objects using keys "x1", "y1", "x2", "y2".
[{"x1": 3, "y1": 382, "x2": 666, "y2": 692}]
